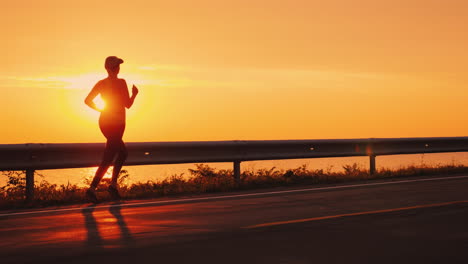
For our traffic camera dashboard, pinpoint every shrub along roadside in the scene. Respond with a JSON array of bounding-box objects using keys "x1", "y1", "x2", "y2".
[{"x1": 1, "y1": 163, "x2": 468, "y2": 210}]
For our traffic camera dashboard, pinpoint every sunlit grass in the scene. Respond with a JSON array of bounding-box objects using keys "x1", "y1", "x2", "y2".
[{"x1": 2, "y1": 163, "x2": 468, "y2": 210}]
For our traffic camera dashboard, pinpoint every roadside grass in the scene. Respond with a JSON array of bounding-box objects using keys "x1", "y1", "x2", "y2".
[{"x1": 2, "y1": 163, "x2": 468, "y2": 210}]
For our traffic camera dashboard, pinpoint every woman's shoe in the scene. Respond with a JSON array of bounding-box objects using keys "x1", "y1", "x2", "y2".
[
  {"x1": 108, "y1": 185, "x2": 122, "y2": 200},
  {"x1": 86, "y1": 189, "x2": 99, "y2": 204}
]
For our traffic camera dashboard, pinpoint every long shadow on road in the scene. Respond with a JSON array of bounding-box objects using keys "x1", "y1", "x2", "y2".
[{"x1": 81, "y1": 203, "x2": 134, "y2": 249}]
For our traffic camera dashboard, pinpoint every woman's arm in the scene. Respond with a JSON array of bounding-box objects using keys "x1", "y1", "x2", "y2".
[
  {"x1": 84, "y1": 81, "x2": 102, "y2": 112},
  {"x1": 124, "y1": 81, "x2": 139, "y2": 109}
]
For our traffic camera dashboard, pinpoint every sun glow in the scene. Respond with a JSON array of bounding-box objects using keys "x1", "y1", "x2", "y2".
[
  {"x1": 56, "y1": 72, "x2": 149, "y2": 126},
  {"x1": 56, "y1": 73, "x2": 106, "y2": 90},
  {"x1": 94, "y1": 96, "x2": 106, "y2": 111},
  {"x1": 56, "y1": 72, "x2": 148, "y2": 91}
]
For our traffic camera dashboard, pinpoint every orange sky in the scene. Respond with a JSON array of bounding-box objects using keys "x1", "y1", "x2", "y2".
[{"x1": 1, "y1": 0, "x2": 468, "y2": 143}]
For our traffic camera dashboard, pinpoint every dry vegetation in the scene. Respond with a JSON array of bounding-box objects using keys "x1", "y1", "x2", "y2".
[{"x1": 2, "y1": 163, "x2": 468, "y2": 210}]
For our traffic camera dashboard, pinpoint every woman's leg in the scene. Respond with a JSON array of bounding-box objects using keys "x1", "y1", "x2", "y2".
[
  {"x1": 89, "y1": 139, "x2": 118, "y2": 190},
  {"x1": 89, "y1": 119, "x2": 125, "y2": 190},
  {"x1": 111, "y1": 139, "x2": 128, "y2": 187}
]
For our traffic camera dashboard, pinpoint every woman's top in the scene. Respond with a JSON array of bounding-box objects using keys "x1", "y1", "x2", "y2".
[{"x1": 96, "y1": 78, "x2": 131, "y2": 124}]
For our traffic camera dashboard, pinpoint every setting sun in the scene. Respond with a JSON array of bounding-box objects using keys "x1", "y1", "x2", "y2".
[{"x1": 94, "y1": 96, "x2": 106, "y2": 112}]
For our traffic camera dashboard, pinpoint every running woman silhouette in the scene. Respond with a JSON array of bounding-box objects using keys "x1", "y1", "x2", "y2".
[{"x1": 84, "y1": 56, "x2": 138, "y2": 203}]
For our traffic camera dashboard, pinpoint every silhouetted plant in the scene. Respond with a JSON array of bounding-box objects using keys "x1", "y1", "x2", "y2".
[
  {"x1": 189, "y1": 164, "x2": 218, "y2": 178},
  {"x1": 2, "y1": 171, "x2": 26, "y2": 191},
  {"x1": 2, "y1": 163, "x2": 468, "y2": 210}
]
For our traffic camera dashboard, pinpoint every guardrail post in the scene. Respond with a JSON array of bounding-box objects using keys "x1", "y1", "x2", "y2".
[
  {"x1": 369, "y1": 155, "x2": 376, "y2": 175},
  {"x1": 26, "y1": 169, "x2": 35, "y2": 202},
  {"x1": 233, "y1": 161, "x2": 241, "y2": 184}
]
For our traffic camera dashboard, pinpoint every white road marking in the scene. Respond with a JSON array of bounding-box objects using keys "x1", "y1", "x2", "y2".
[{"x1": 1, "y1": 175, "x2": 468, "y2": 218}]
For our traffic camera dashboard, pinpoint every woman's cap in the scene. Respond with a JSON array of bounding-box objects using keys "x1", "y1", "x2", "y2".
[{"x1": 105, "y1": 56, "x2": 124, "y2": 69}]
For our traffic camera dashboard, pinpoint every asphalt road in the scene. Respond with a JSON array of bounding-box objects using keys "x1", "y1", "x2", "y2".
[{"x1": 1, "y1": 175, "x2": 468, "y2": 264}]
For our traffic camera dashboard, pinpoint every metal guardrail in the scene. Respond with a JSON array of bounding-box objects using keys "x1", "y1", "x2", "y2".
[{"x1": 2, "y1": 137, "x2": 468, "y2": 201}]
